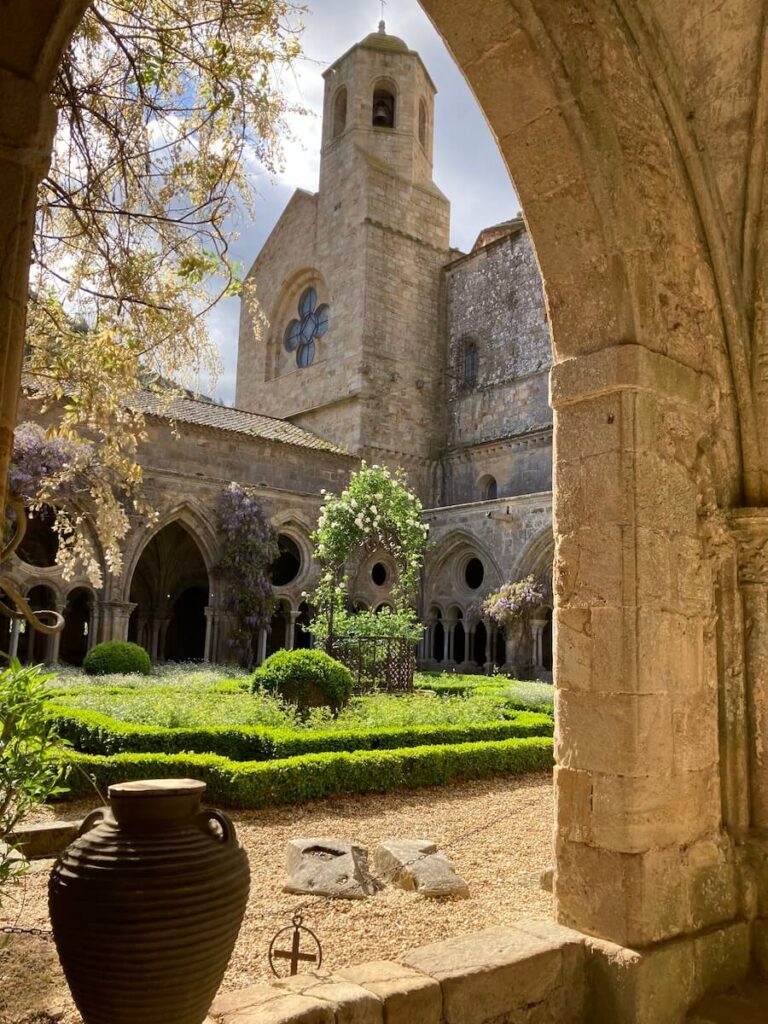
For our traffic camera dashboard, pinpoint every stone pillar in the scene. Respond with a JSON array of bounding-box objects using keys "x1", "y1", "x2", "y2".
[
  {"x1": 99, "y1": 601, "x2": 136, "y2": 644},
  {"x1": 466, "y1": 625, "x2": 476, "y2": 668},
  {"x1": 531, "y1": 618, "x2": 547, "y2": 671},
  {"x1": 203, "y1": 607, "x2": 215, "y2": 662},
  {"x1": 257, "y1": 628, "x2": 268, "y2": 667},
  {"x1": 87, "y1": 597, "x2": 98, "y2": 652},
  {"x1": 46, "y1": 601, "x2": 66, "y2": 664},
  {"x1": 287, "y1": 610, "x2": 300, "y2": 651},
  {"x1": 156, "y1": 618, "x2": 171, "y2": 663},
  {"x1": 551, "y1": 345, "x2": 733, "y2": 949},
  {"x1": 731, "y1": 510, "x2": 768, "y2": 928},
  {"x1": 8, "y1": 616, "x2": 20, "y2": 660},
  {"x1": 0, "y1": 71, "x2": 57, "y2": 526},
  {"x1": 445, "y1": 623, "x2": 456, "y2": 664}
]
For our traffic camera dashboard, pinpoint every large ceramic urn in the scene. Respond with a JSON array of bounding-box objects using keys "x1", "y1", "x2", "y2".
[{"x1": 49, "y1": 778, "x2": 250, "y2": 1024}]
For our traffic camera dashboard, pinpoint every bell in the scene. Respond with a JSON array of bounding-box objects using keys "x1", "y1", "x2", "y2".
[{"x1": 373, "y1": 98, "x2": 392, "y2": 127}]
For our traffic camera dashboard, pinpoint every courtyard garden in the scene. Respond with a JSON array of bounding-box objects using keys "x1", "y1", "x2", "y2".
[{"x1": 42, "y1": 661, "x2": 554, "y2": 809}]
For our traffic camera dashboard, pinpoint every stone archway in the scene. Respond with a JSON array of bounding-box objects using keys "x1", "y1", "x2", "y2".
[
  {"x1": 1, "y1": 1, "x2": 768, "y2": 1014},
  {"x1": 127, "y1": 520, "x2": 210, "y2": 663}
]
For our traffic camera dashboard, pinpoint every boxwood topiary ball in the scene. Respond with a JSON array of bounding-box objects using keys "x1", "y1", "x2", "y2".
[
  {"x1": 83, "y1": 640, "x2": 151, "y2": 676},
  {"x1": 252, "y1": 649, "x2": 353, "y2": 712}
]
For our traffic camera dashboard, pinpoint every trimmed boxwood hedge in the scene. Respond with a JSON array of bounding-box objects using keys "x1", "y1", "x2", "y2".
[
  {"x1": 83, "y1": 641, "x2": 151, "y2": 676},
  {"x1": 47, "y1": 705, "x2": 553, "y2": 760},
  {"x1": 63, "y1": 736, "x2": 553, "y2": 808},
  {"x1": 253, "y1": 649, "x2": 353, "y2": 711}
]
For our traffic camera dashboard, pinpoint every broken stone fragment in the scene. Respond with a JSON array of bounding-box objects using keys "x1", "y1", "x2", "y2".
[
  {"x1": 284, "y1": 837, "x2": 378, "y2": 900},
  {"x1": 374, "y1": 839, "x2": 470, "y2": 898}
]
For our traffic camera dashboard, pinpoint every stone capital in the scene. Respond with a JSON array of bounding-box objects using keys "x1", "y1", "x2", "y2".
[
  {"x1": 549, "y1": 343, "x2": 710, "y2": 411},
  {"x1": 0, "y1": 68, "x2": 57, "y2": 175},
  {"x1": 730, "y1": 508, "x2": 768, "y2": 586}
]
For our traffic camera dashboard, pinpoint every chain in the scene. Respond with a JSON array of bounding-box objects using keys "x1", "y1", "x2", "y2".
[{"x1": 1, "y1": 924, "x2": 53, "y2": 940}]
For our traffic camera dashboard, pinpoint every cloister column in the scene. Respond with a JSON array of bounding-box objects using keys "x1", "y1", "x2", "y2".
[
  {"x1": 531, "y1": 618, "x2": 547, "y2": 672},
  {"x1": 257, "y1": 628, "x2": 268, "y2": 666},
  {"x1": 203, "y1": 607, "x2": 215, "y2": 662},
  {"x1": 86, "y1": 596, "x2": 98, "y2": 651},
  {"x1": 0, "y1": 70, "x2": 57, "y2": 522},
  {"x1": 445, "y1": 622, "x2": 456, "y2": 664},
  {"x1": 551, "y1": 346, "x2": 731, "y2": 949},
  {"x1": 287, "y1": 610, "x2": 300, "y2": 651},
  {"x1": 46, "y1": 600, "x2": 65, "y2": 664},
  {"x1": 731, "y1": 509, "x2": 768, "y2": 928},
  {"x1": 8, "y1": 615, "x2": 21, "y2": 659},
  {"x1": 99, "y1": 601, "x2": 136, "y2": 643}
]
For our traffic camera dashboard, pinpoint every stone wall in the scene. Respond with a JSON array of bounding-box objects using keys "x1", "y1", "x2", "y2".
[{"x1": 442, "y1": 228, "x2": 552, "y2": 505}]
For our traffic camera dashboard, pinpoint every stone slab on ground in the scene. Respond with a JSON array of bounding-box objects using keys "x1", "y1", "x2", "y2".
[
  {"x1": 284, "y1": 838, "x2": 377, "y2": 900},
  {"x1": 373, "y1": 839, "x2": 469, "y2": 898}
]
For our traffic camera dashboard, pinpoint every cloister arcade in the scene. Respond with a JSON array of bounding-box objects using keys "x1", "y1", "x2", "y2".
[{"x1": 4, "y1": 2, "x2": 768, "y2": 1016}]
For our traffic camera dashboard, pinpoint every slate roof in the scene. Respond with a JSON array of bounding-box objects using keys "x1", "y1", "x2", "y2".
[{"x1": 132, "y1": 391, "x2": 351, "y2": 456}]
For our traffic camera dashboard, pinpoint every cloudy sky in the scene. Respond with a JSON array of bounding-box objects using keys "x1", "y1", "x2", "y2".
[{"x1": 206, "y1": 0, "x2": 519, "y2": 404}]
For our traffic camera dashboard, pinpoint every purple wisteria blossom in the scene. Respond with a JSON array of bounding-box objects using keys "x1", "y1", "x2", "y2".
[{"x1": 217, "y1": 483, "x2": 278, "y2": 667}]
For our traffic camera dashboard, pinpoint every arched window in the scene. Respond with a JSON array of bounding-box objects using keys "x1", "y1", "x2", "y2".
[
  {"x1": 462, "y1": 339, "x2": 478, "y2": 388},
  {"x1": 480, "y1": 476, "x2": 498, "y2": 501},
  {"x1": 418, "y1": 98, "x2": 427, "y2": 147},
  {"x1": 372, "y1": 82, "x2": 396, "y2": 128},
  {"x1": 333, "y1": 87, "x2": 347, "y2": 139}
]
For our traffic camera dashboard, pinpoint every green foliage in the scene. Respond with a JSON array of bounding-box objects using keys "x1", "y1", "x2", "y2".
[
  {"x1": 414, "y1": 672, "x2": 555, "y2": 715},
  {"x1": 253, "y1": 649, "x2": 353, "y2": 712},
  {"x1": 64, "y1": 736, "x2": 554, "y2": 808},
  {"x1": 50, "y1": 662, "x2": 249, "y2": 691},
  {"x1": 83, "y1": 641, "x2": 151, "y2": 677},
  {"x1": 325, "y1": 607, "x2": 423, "y2": 645},
  {"x1": 48, "y1": 704, "x2": 552, "y2": 760},
  {"x1": 0, "y1": 663, "x2": 69, "y2": 900},
  {"x1": 217, "y1": 483, "x2": 278, "y2": 666},
  {"x1": 311, "y1": 464, "x2": 427, "y2": 641}
]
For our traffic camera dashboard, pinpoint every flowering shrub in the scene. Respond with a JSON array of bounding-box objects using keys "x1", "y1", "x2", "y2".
[
  {"x1": 7, "y1": 422, "x2": 109, "y2": 584},
  {"x1": 481, "y1": 575, "x2": 546, "y2": 631},
  {"x1": 217, "y1": 484, "x2": 278, "y2": 667},
  {"x1": 310, "y1": 464, "x2": 427, "y2": 641}
]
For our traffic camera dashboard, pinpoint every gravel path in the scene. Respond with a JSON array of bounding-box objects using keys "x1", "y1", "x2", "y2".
[{"x1": 0, "y1": 774, "x2": 553, "y2": 1024}]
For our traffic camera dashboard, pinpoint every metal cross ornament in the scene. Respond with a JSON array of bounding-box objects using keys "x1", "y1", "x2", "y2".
[{"x1": 268, "y1": 910, "x2": 323, "y2": 978}]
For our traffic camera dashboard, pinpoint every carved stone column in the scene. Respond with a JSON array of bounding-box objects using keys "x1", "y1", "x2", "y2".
[
  {"x1": 445, "y1": 622, "x2": 456, "y2": 664},
  {"x1": 99, "y1": 601, "x2": 136, "y2": 644},
  {"x1": 256, "y1": 628, "x2": 267, "y2": 667},
  {"x1": 0, "y1": 70, "x2": 57, "y2": 522}
]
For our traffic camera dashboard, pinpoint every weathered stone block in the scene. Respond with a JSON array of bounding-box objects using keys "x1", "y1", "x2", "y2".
[
  {"x1": 279, "y1": 975, "x2": 382, "y2": 1024},
  {"x1": 373, "y1": 840, "x2": 469, "y2": 898},
  {"x1": 8, "y1": 820, "x2": 81, "y2": 859},
  {"x1": 401, "y1": 923, "x2": 585, "y2": 1024},
  {"x1": 210, "y1": 982, "x2": 334, "y2": 1024},
  {"x1": 337, "y1": 960, "x2": 441, "y2": 1024},
  {"x1": 284, "y1": 838, "x2": 377, "y2": 900}
]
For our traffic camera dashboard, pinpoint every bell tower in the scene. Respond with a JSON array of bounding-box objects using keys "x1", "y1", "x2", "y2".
[
  {"x1": 236, "y1": 24, "x2": 450, "y2": 499},
  {"x1": 319, "y1": 21, "x2": 436, "y2": 189}
]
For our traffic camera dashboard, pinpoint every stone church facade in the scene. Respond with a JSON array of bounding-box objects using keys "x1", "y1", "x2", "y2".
[{"x1": 3, "y1": 26, "x2": 554, "y2": 676}]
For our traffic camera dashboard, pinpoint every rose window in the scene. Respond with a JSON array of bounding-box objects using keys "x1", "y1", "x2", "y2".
[{"x1": 283, "y1": 287, "x2": 330, "y2": 368}]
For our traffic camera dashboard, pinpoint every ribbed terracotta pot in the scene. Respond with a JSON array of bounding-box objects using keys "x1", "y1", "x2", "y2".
[{"x1": 49, "y1": 778, "x2": 250, "y2": 1024}]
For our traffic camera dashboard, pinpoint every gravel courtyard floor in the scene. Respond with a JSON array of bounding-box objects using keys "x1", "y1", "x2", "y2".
[{"x1": 0, "y1": 774, "x2": 553, "y2": 1024}]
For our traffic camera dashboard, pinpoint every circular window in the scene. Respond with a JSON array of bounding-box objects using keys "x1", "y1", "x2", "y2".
[
  {"x1": 371, "y1": 562, "x2": 388, "y2": 586},
  {"x1": 16, "y1": 505, "x2": 58, "y2": 568},
  {"x1": 270, "y1": 536, "x2": 301, "y2": 586},
  {"x1": 464, "y1": 557, "x2": 485, "y2": 590}
]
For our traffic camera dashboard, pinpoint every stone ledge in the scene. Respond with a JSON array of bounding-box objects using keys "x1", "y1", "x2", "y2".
[
  {"x1": 8, "y1": 820, "x2": 81, "y2": 859},
  {"x1": 210, "y1": 921, "x2": 586, "y2": 1024}
]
